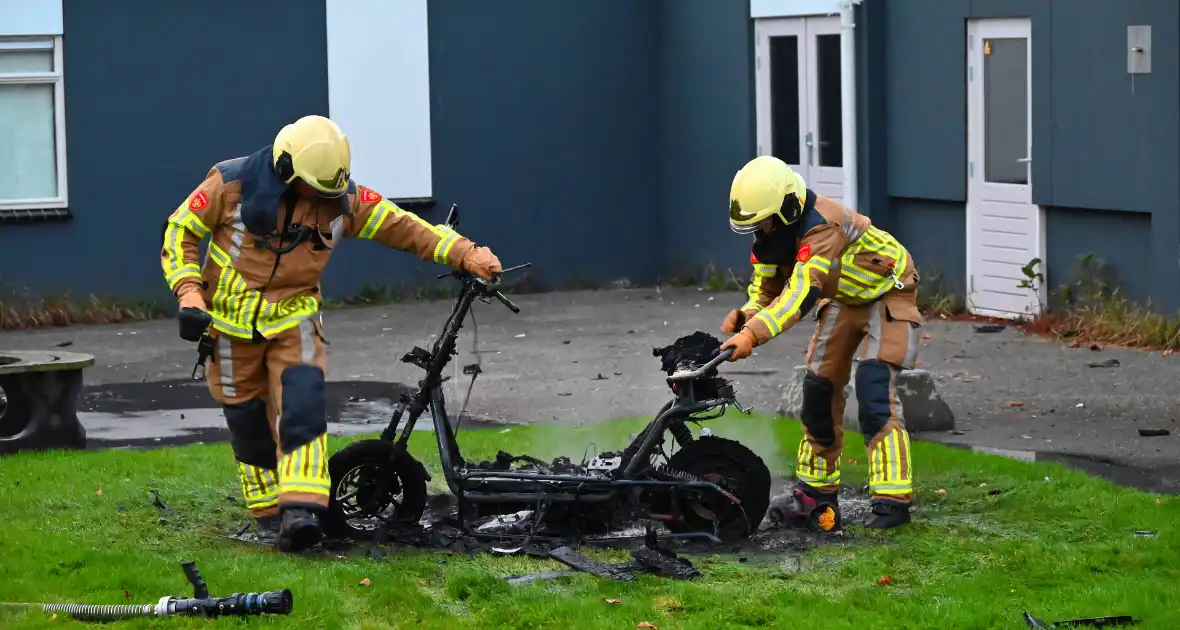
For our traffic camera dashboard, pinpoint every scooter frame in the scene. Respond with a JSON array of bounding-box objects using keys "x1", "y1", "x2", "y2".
[{"x1": 343, "y1": 206, "x2": 759, "y2": 538}]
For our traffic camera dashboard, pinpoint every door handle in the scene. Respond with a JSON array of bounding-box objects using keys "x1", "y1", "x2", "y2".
[
  {"x1": 805, "y1": 132, "x2": 814, "y2": 166},
  {"x1": 1017, "y1": 157, "x2": 1032, "y2": 163}
]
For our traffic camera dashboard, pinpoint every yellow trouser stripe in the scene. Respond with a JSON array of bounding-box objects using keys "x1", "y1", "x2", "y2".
[
  {"x1": 795, "y1": 440, "x2": 840, "y2": 485},
  {"x1": 238, "y1": 463, "x2": 279, "y2": 509},
  {"x1": 868, "y1": 429, "x2": 913, "y2": 496},
  {"x1": 280, "y1": 434, "x2": 330, "y2": 496}
]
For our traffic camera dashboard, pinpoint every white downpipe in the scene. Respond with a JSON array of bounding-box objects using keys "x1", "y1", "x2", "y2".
[{"x1": 839, "y1": 0, "x2": 861, "y2": 211}]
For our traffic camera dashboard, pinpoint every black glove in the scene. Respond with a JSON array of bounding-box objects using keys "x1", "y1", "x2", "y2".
[{"x1": 178, "y1": 307, "x2": 213, "y2": 343}]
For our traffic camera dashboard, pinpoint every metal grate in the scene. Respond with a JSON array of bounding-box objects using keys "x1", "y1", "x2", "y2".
[{"x1": 0, "y1": 207, "x2": 73, "y2": 223}]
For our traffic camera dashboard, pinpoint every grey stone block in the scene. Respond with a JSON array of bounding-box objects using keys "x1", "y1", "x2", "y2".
[
  {"x1": 775, "y1": 363, "x2": 955, "y2": 433},
  {"x1": 1, "y1": 350, "x2": 95, "y2": 455}
]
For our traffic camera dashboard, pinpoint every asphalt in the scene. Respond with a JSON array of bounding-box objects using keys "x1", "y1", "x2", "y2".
[{"x1": 2, "y1": 287, "x2": 1177, "y2": 493}]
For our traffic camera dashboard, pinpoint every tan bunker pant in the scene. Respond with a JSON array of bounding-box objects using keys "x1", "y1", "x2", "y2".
[
  {"x1": 795, "y1": 286, "x2": 921, "y2": 503},
  {"x1": 204, "y1": 318, "x2": 330, "y2": 518}
]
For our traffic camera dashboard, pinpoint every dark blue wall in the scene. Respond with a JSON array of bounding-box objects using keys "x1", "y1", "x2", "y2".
[
  {"x1": 0, "y1": 0, "x2": 329, "y2": 301},
  {"x1": 659, "y1": 0, "x2": 755, "y2": 276},
  {"x1": 878, "y1": 0, "x2": 1180, "y2": 309},
  {"x1": 323, "y1": 0, "x2": 664, "y2": 295},
  {"x1": 1, "y1": 0, "x2": 756, "y2": 300}
]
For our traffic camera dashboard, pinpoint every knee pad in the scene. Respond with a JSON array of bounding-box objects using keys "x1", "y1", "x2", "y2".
[
  {"x1": 856, "y1": 359, "x2": 896, "y2": 440},
  {"x1": 279, "y1": 365, "x2": 327, "y2": 453},
  {"x1": 800, "y1": 371, "x2": 837, "y2": 447},
  {"x1": 224, "y1": 398, "x2": 277, "y2": 469}
]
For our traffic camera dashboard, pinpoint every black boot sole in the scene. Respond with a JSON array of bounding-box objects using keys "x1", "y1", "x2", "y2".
[
  {"x1": 277, "y1": 522, "x2": 323, "y2": 552},
  {"x1": 864, "y1": 513, "x2": 911, "y2": 529}
]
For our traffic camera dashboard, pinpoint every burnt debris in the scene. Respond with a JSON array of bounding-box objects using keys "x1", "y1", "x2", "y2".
[{"x1": 653, "y1": 331, "x2": 723, "y2": 375}]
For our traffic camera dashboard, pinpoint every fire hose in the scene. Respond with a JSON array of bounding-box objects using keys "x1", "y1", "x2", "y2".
[{"x1": 1, "y1": 561, "x2": 292, "y2": 621}]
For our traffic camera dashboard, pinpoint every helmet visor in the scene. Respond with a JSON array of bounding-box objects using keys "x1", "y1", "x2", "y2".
[
  {"x1": 729, "y1": 197, "x2": 777, "y2": 233},
  {"x1": 294, "y1": 178, "x2": 352, "y2": 215},
  {"x1": 306, "y1": 168, "x2": 350, "y2": 197}
]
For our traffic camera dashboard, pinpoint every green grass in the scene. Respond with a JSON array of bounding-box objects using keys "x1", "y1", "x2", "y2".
[{"x1": 0, "y1": 414, "x2": 1176, "y2": 629}]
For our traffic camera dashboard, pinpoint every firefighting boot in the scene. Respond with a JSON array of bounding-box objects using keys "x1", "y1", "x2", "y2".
[
  {"x1": 277, "y1": 506, "x2": 324, "y2": 552},
  {"x1": 254, "y1": 514, "x2": 281, "y2": 546},
  {"x1": 864, "y1": 499, "x2": 911, "y2": 529},
  {"x1": 767, "y1": 483, "x2": 842, "y2": 533}
]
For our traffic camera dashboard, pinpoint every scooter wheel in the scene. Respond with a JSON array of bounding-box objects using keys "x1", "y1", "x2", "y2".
[
  {"x1": 660, "y1": 436, "x2": 771, "y2": 541},
  {"x1": 324, "y1": 439, "x2": 428, "y2": 540}
]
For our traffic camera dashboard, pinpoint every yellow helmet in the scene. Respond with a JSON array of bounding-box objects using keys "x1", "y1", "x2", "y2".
[
  {"x1": 728, "y1": 155, "x2": 808, "y2": 234},
  {"x1": 272, "y1": 115, "x2": 352, "y2": 197}
]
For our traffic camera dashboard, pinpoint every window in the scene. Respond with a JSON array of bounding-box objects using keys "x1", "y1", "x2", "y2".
[{"x1": 0, "y1": 36, "x2": 67, "y2": 215}]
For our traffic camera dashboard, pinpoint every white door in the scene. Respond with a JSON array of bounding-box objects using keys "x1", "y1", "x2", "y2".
[
  {"x1": 966, "y1": 18, "x2": 1045, "y2": 318},
  {"x1": 755, "y1": 17, "x2": 845, "y2": 203}
]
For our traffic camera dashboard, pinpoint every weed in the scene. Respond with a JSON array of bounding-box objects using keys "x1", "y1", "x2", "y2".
[
  {"x1": 658, "y1": 263, "x2": 744, "y2": 291},
  {"x1": 1018, "y1": 254, "x2": 1180, "y2": 350},
  {"x1": 701, "y1": 263, "x2": 745, "y2": 292},
  {"x1": 915, "y1": 265, "x2": 966, "y2": 317},
  {"x1": 343, "y1": 283, "x2": 402, "y2": 306},
  {"x1": 560, "y1": 274, "x2": 603, "y2": 291},
  {"x1": 1016, "y1": 257, "x2": 1046, "y2": 319},
  {"x1": 0, "y1": 291, "x2": 168, "y2": 331}
]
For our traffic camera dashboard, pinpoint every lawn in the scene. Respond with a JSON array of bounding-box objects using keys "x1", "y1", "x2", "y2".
[{"x1": 0, "y1": 413, "x2": 1175, "y2": 630}]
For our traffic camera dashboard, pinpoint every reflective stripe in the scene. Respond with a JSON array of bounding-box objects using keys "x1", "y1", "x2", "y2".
[
  {"x1": 903, "y1": 318, "x2": 920, "y2": 368},
  {"x1": 298, "y1": 319, "x2": 317, "y2": 364},
  {"x1": 358, "y1": 201, "x2": 391, "y2": 239},
  {"x1": 810, "y1": 301, "x2": 838, "y2": 369},
  {"x1": 868, "y1": 427, "x2": 913, "y2": 496},
  {"x1": 238, "y1": 463, "x2": 279, "y2": 509},
  {"x1": 161, "y1": 212, "x2": 207, "y2": 290},
  {"x1": 865, "y1": 301, "x2": 883, "y2": 358},
  {"x1": 755, "y1": 256, "x2": 830, "y2": 337},
  {"x1": 835, "y1": 227, "x2": 906, "y2": 304},
  {"x1": 227, "y1": 203, "x2": 247, "y2": 262},
  {"x1": 796, "y1": 440, "x2": 840, "y2": 485},
  {"x1": 741, "y1": 263, "x2": 779, "y2": 311},
  {"x1": 165, "y1": 262, "x2": 201, "y2": 289},
  {"x1": 280, "y1": 436, "x2": 330, "y2": 497},
  {"x1": 218, "y1": 335, "x2": 237, "y2": 398},
  {"x1": 204, "y1": 242, "x2": 322, "y2": 340},
  {"x1": 432, "y1": 226, "x2": 460, "y2": 264}
]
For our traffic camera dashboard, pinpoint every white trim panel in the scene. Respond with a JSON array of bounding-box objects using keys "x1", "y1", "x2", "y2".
[
  {"x1": 751, "y1": 0, "x2": 840, "y2": 19},
  {"x1": 0, "y1": 0, "x2": 63, "y2": 36},
  {"x1": 326, "y1": 0, "x2": 433, "y2": 200}
]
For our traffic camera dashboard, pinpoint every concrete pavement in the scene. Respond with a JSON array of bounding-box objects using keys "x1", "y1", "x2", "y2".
[{"x1": 2, "y1": 287, "x2": 1177, "y2": 492}]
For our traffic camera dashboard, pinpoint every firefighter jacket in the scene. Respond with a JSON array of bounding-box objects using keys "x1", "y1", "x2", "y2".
[
  {"x1": 161, "y1": 145, "x2": 476, "y2": 341},
  {"x1": 741, "y1": 190, "x2": 922, "y2": 345}
]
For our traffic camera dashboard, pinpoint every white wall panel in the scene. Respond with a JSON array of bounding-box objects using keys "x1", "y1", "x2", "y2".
[
  {"x1": 751, "y1": 0, "x2": 840, "y2": 19},
  {"x1": 326, "y1": 0, "x2": 432, "y2": 199},
  {"x1": 0, "y1": 0, "x2": 63, "y2": 36}
]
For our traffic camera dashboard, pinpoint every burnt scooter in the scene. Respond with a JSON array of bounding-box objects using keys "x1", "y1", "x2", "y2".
[{"x1": 324, "y1": 207, "x2": 771, "y2": 543}]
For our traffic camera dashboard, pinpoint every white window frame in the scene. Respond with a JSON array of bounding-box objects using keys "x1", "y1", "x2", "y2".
[{"x1": 0, "y1": 35, "x2": 68, "y2": 211}]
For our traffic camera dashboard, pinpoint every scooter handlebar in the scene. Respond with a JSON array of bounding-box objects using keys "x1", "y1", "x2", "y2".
[
  {"x1": 492, "y1": 290, "x2": 520, "y2": 314},
  {"x1": 667, "y1": 347, "x2": 734, "y2": 382},
  {"x1": 438, "y1": 263, "x2": 531, "y2": 315}
]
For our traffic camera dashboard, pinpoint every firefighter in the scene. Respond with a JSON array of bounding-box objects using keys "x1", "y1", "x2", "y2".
[
  {"x1": 719, "y1": 155, "x2": 922, "y2": 530},
  {"x1": 160, "y1": 115, "x2": 502, "y2": 551}
]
